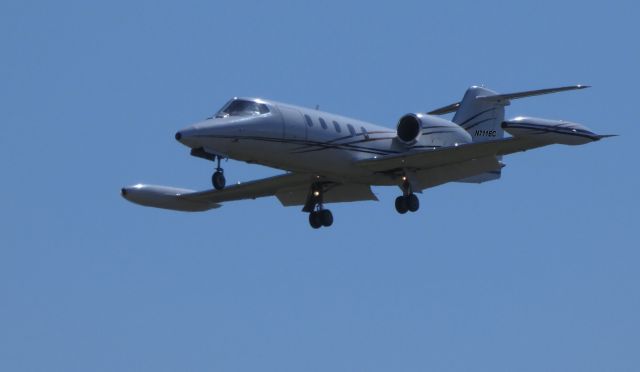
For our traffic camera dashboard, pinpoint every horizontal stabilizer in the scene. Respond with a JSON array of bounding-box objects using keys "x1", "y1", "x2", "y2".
[
  {"x1": 428, "y1": 84, "x2": 590, "y2": 115},
  {"x1": 477, "y1": 84, "x2": 590, "y2": 102}
]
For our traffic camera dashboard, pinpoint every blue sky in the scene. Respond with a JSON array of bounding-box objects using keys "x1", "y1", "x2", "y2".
[{"x1": 1, "y1": 1, "x2": 638, "y2": 371}]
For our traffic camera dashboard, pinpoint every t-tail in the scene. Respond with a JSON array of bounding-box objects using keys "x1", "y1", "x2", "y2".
[
  {"x1": 451, "y1": 86, "x2": 507, "y2": 183},
  {"x1": 428, "y1": 84, "x2": 594, "y2": 183},
  {"x1": 453, "y1": 86, "x2": 506, "y2": 143}
]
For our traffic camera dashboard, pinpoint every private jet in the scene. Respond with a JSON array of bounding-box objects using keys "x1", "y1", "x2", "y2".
[{"x1": 122, "y1": 85, "x2": 612, "y2": 228}]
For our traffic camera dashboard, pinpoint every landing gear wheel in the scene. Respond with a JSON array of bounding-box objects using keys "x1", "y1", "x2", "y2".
[
  {"x1": 320, "y1": 209, "x2": 333, "y2": 227},
  {"x1": 309, "y1": 211, "x2": 322, "y2": 229},
  {"x1": 395, "y1": 196, "x2": 409, "y2": 214},
  {"x1": 212, "y1": 171, "x2": 226, "y2": 190},
  {"x1": 407, "y1": 194, "x2": 419, "y2": 212}
]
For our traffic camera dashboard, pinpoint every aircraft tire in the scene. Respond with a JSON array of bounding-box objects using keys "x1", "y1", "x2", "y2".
[
  {"x1": 309, "y1": 211, "x2": 322, "y2": 229},
  {"x1": 407, "y1": 194, "x2": 419, "y2": 212},
  {"x1": 395, "y1": 196, "x2": 409, "y2": 214},
  {"x1": 320, "y1": 209, "x2": 333, "y2": 227},
  {"x1": 212, "y1": 171, "x2": 226, "y2": 190}
]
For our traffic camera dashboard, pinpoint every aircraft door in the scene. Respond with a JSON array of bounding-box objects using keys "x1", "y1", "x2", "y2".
[{"x1": 279, "y1": 106, "x2": 307, "y2": 141}]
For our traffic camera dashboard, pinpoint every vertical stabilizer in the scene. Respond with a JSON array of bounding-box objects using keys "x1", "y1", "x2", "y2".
[
  {"x1": 452, "y1": 86, "x2": 506, "y2": 183},
  {"x1": 452, "y1": 86, "x2": 506, "y2": 143}
]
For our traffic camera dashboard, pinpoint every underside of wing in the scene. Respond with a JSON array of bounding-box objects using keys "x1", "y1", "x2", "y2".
[
  {"x1": 181, "y1": 172, "x2": 314, "y2": 204},
  {"x1": 276, "y1": 183, "x2": 378, "y2": 207},
  {"x1": 184, "y1": 173, "x2": 377, "y2": 207},
  {"x1": 123, "y1": 172, "x2": 379, "y2": 212}
]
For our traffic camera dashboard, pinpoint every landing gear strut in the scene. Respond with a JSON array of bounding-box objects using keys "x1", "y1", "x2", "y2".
[
  {"x1": 211, "y1": 156, "x2": 226, "y2": 190},
  {"x1": 395, "y1": 176, "x2": 420, "y2": 214},
  {"x1": 305, "y1": 183, "x2": 334, "y2": 229}
]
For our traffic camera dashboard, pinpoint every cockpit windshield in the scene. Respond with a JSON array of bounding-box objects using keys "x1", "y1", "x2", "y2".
[{"x1": 216, "y1": 99, "x2": 270, "y2": 118}]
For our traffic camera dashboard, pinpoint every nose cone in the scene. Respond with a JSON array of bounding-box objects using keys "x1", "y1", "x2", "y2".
[{"x1": 174, "y1": 126, "x2": 202, "y2": 148}]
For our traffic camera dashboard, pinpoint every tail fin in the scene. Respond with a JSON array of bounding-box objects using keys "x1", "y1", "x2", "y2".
[
  {"x1": 452, "y1": 86, "x2": 506, "y2": 143},
  {"x1": 452, "y1": 86, "x2": 506, "y2": 183}
]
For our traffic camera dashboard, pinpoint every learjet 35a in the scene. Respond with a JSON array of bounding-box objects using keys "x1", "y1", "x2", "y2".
[{"x1": 122, "y1": 85, "x2": 612, "y2": 228}]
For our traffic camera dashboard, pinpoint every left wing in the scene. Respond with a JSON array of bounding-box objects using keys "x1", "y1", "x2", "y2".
[{"x1": 356, "y1": 137, "x2": 547, "y2": 173}]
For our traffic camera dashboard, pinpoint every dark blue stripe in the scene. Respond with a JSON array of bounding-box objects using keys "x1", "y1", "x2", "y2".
[
  {"x1": 466, "y1": 117, "x2": 497, "y2": 130},
  {"x1": 504, "y1": 123, "x2": 599, "y2": 140},
  {"x1": 458, "y1": 108, "x2": 494, "y2": 127}
]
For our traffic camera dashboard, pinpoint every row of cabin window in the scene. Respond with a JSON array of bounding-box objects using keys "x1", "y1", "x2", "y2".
[{"x1": 304, "y1": 114, "x2": 367, "y2": 137}]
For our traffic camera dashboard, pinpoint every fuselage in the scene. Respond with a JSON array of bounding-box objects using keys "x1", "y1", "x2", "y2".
[
  {"x1": 176, "y1": 97, "x2": 471, "y2": 184},
  {"x1": 123, "y1": 85, "x2": 607, "y2": 228}
]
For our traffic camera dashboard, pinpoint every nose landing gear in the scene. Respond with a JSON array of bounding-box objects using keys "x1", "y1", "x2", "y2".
[{"x1": 211, "y1": 156, "x2": 226, "y2": 190}]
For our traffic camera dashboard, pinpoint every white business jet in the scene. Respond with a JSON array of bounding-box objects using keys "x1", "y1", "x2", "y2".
[{"x1": 122, "y1": 85, "x2": 612, "y2": 228}]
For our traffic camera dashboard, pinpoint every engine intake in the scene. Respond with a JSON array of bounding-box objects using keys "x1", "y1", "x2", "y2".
[{"x1": 397, "y1": 114, "x2": 422, "y2": 144}]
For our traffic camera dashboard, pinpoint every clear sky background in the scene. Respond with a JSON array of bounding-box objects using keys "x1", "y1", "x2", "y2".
[{"x1": 1, "y1": 1, "x2": 638, "y2": 371}]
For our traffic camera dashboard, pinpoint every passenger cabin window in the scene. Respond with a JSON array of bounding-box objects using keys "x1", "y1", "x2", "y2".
[
  {"x1": 319, "y1": 117, "x2": 328, "y2": 129},
  {"x1": 216, "y1": 100, "x2": 269, "y2": 117},
  {"x1": 333, "y1": 120, "x2": 342, "y2": 133},
  {"x1": 304, "y1": 114, "x2": 314, "y2": 127},
  {"x1": 347, "y1": 124, "x2": 356, "y2": 135},
  {"x1": 361, "y1": 126, "x2": 370, "y2": 139}
]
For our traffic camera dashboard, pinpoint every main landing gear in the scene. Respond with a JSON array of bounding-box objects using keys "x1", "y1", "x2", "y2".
[
  {"x1": 309, "y1": 209, "x2": 333, "y2": 229},
  {"x1": 305, "y1": 183, "x2": 334, "y2": 229},
  {"x1": 211, "y1": 156, "x2": 226, "y2": 190},
  {"x1": 395, "y1": 176, "x2": 420, "y2": 214}
]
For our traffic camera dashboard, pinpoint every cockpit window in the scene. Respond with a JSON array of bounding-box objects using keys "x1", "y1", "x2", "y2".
[{"x1": 216, "y1": 100, "x2": 270, "y2": 118}]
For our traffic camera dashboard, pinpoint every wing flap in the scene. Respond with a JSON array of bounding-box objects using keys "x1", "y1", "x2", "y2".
[{"x1": 276, "y1": 183, "x2": 378, "y2": 207}]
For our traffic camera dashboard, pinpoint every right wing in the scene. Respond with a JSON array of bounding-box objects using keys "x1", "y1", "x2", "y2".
[
  {"x1": 122, "y1": 172, "x2": 378, "y2": 212},
  {"x1": 182, "y1": 172, "x2": 313, "y2": 204}
]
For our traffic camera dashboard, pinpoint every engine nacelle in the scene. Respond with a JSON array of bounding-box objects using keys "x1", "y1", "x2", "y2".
[
  {"x1": 396, "y1": 113, "x2": 424, "y2": 144},
  {"x1": 396, "y1": 113, "x2": 472, "y2": 146}
]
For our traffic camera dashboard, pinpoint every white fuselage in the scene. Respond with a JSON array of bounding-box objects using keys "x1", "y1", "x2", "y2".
[{"x1": 176, "y1": 98, "x2": 471, "y2": 185}]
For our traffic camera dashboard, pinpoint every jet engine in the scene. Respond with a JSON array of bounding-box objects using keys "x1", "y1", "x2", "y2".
[
  {"x1": 396, "y1": 113, "x2": 472, "y2": 147},
  {"x1": 396, "y1": 113, "x2": 424, "y2": 144}
]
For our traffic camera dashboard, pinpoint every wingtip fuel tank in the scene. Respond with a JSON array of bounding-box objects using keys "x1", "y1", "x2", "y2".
[
  {"x1": 501, "y1": 116, "x2": 604, "y2": 145},
  {"x1": 121, "y1": 184, "x2": 219, "y2": 212}
]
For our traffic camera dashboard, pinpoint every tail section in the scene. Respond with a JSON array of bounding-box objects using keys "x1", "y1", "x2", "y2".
[
  {"x1": 452, "y1": 86, "x2": 507, "y2": 183},
  {"x1": 430, "y1": 84, "x2": 593, "y2": 184},
  {"x1": 452, "y1": 86, "x2": 507, "y2": 143}
]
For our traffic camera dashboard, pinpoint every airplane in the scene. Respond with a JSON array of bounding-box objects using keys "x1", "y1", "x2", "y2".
[{"x1": 121, "y1": 85, "x2": 613, "y2": 228}]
